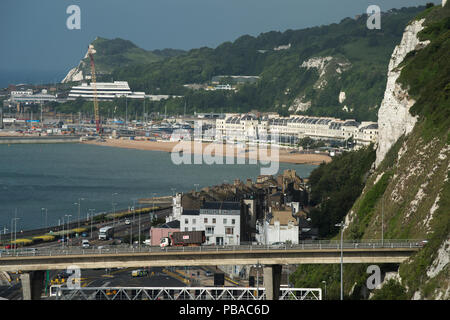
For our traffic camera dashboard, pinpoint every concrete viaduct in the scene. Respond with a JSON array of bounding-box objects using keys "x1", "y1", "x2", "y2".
[{"x1": 0, "y1": 243, "x2": 421, "y2": 300}]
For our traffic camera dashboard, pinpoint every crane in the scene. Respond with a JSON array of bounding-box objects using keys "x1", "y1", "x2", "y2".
[{"x1": 87, "y1": 44, "x2": 101, "y2": 134}]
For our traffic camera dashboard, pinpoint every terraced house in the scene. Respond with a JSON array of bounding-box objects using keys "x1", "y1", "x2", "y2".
[{"x1": 215, "y1": 113, "x2": 378, "y2": 148}]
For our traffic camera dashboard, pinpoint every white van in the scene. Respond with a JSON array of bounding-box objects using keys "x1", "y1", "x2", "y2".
[{"x1": 82, "y1": 240, "x2": 90, "y2": 248}]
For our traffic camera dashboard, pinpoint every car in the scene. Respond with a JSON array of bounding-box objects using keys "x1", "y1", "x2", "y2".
[
  {"x1": 125, "y1": 219, "x2": 131, "y2": 225},
  {"x1": 131, "y1": 269, "x2": 148, "y2": 277},
  {"x1": 270, "y1": 242, "x2": 286, "y2": 248},
  {"x1": 205, "y1": 271, "x2": 213, "y2": 277}
]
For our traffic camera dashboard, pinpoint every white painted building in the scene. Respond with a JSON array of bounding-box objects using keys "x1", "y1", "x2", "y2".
[
  {"x1": 266, "y1": 209, "x2": 299, "y2": 245},
  {"x1": 215, "y1": 113, "x2": 378, "y2": 147},
  {"x1": 180, "y1": 201, "x2": 242, "y2": 245}
]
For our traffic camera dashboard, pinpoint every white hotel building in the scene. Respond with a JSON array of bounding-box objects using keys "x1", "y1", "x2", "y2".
[
  {"x1": 68, "y1": 81, "x2": 145, "y2": 101},
  {"x1": 215, "y1": 113, "x2": 378, "y2": 148},
  {"x1": 180, "y1": 202, "x2": 242, "y2": 246}
]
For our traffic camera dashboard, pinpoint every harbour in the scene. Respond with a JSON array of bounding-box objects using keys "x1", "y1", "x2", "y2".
[{"x1": 0, "y1": 143, "x2": 316, "y2": 231}]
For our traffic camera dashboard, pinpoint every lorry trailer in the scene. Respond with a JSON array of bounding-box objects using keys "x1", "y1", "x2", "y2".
[
  {"x1": 98, "y1": 226, "x2": 114, "y2": 240},
  {"x1": 160, "y1": 231, "x2": 206, "y2": 248}
]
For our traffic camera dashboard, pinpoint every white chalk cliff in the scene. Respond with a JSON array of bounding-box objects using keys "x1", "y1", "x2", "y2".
[
  {"x1": 61, "y1": 47, "x2": 92, "y2": 83},
  {"x1": 375, "y1": 19, "x2": 430, "y2": 167}
]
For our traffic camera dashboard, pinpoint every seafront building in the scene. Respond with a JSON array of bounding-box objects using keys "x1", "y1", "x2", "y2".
[
  {"x1": 215, "y1": 113, "x2": 378, "y2": 148},
  {"x1": 9, "y1": 89, "x2": 58, "y2": 104},
  {"x1": 180, "y1": 201, "x2": 242, "y2": 246}
]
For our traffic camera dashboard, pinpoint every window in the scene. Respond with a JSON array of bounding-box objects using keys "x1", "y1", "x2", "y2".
[
  {"x1": 223, "y1": 218, "x2": 227, "y2": 224},
  {"x1": 204, "y1": 218, "x2": 208, "y2": 223},
  {"x1": 206, "y1": 226, "x2": 215, "y2": 234},
  {"x1": 212, "y1": 218, "x2": 216, "y2": 224},
  {"x1": 185, "y1": 227, "x2": 188, "y2": 231},
  {"x1": 184, "y1": 219, "x2": 188, "y2": 224},
  {"x1": 232, "y1": 219, "x2": 235, "y2": 225},
  {"x1": 225, "y1": 227, "x2": 234, "y2": 235},
  {"x1": 192, "y1": 219, "x2": 196, "y2": 225}
]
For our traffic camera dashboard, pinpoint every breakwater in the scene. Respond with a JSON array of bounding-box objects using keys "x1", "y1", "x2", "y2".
[{"x1": 0, "y1": 136, "x2": 81, "y2": 144}]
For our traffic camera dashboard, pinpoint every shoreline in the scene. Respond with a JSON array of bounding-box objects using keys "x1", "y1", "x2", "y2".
[{"x1": 82, "y1": 139, "x2": 332, "y2": 165}]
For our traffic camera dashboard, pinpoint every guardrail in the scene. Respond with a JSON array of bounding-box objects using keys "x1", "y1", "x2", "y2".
[{"x1": 0, "y1": 239, "x2": 426, "y2": 258}]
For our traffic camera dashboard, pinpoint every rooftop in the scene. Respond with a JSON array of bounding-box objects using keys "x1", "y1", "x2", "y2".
[{"x1": 201, "y1": 201, "x2": 241, "y2": 211}]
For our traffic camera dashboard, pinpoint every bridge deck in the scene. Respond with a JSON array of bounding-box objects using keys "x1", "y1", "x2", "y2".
[{"x1": 0, "y1": 242, "x2": 422, "y2": 272}]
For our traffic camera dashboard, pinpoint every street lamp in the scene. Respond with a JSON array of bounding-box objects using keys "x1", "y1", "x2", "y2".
[
  {"x1": 88, "y1": 209, "x2": 95, "y2": 240},
  {"x1": 151, "y1": 192, "x2": 157, "y2": 224},
  {"x1": 41, "y1": 208, "x2": 48, "y2": 231},
  {"x1": 75, "y1": 198, "x2": 85, "y2": 231},
  {"x1": 335, "y1": 221, "x2": 344, "y2": 301},
  {"x1": 112, "y1": 193, "x2": 119, "y2": 227},
  {"x1": 253, "y1": 263, "x2": 261, "y2": 299},
  {"x1": 65, "y1": 214, "x2": 72, "y2": 247},
  {"x1": 381, "y1": 196, "x2": 384, "y2": 246},
  {"x1": 12, "y1": 210, "x2": 20, "y2": 254},
  {"x1": 61, "y1": 216, "x2": 65, "y2": 248}
]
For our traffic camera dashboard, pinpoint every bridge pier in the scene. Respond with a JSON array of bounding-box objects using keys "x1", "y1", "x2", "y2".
[
  {"x1": 20, "y1": 270, "x2": 45, "y2": 300},
  {"x1": 263, "y1": 264, "x2": 282, "y2": 300}
]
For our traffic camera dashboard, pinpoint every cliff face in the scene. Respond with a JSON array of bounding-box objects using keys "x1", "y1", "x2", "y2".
[
  {"x1": 375, "y1": 19, "x2": 430, "y2": 167},
  {"x1": 344, "y1": 3, "x2": 450, "y2": 299},
  {"x1": 61, "y1": 37, "x2": 171, "y2": 83},
  {"x1": 62, "y1": 48, "x2": 90, "y2": 83}
]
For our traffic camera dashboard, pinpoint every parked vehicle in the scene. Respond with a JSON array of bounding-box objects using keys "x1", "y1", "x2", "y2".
[{"x1": 160, "y1": 231, "x2": 206, "y2": 248}]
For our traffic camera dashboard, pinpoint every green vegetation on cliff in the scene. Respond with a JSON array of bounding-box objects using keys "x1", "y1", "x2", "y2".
[
  {"x1": 308, "y1": 146, "x2": 376, "y2": 238},
  {"x1": 398, "y1": 5, "x2": 450, "y2": 139},
  {"x1": 70, "y1": 37, "x2": 185, "y2": 78}
]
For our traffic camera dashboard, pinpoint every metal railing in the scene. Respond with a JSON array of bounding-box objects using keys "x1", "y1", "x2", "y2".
[
  {"x1": 53, "y1": 286, "x2": 322, "y2": 301},
  {"x1": 0, "y1": 239, "x2": 425, "y2": 258}
]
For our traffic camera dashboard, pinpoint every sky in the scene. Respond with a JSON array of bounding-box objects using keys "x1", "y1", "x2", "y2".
[{"x1": 0, "y1": 0, "x2": 439, "y2": 86}]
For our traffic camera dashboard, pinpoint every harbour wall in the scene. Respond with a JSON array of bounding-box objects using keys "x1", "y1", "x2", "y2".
[{"x1": 0, "y1": 136, "x2": 81, "y2": 144}]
